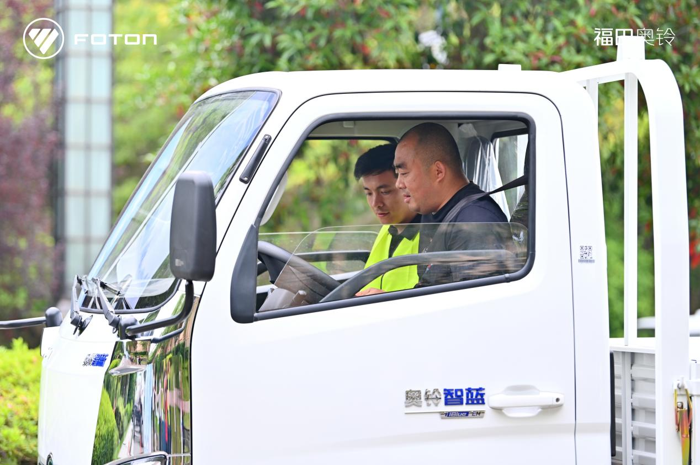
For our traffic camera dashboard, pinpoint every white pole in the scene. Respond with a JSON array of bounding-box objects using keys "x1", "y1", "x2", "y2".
[
  {"x1": 586, "y1": 79, "x2": 599, "y2": 117},
  {"x1": 623, "y1": 72, "x2": 638, "y2": 346}
]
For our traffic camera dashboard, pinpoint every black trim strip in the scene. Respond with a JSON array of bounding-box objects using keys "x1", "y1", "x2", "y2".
[
  {"x1": 240, "y1": 134, "x2": 272, "y2": 183},
  {"x1": 610, "y1": 351, "x2": 617, "y2": 457}
]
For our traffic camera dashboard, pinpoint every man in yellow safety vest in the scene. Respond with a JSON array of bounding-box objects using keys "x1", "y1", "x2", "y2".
[{"x1": 354, "y1": 144, "x2": 421, "y2": 296}]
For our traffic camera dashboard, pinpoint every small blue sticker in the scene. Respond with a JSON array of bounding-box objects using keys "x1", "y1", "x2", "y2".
[
  {"x1": 83, "y1": 353, "x2": 109, "y2": 367},
  {"x1": 441, "y1": 410, "x2": 485, "y2": 419}
]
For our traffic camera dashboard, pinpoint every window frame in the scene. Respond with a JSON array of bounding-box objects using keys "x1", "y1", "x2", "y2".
[
  {"x1": 490, "y1": 127, "x2": 529, "y2": 143},
  {"x1": 231, "y1": 111, "x2": 536, "y2": 323}
]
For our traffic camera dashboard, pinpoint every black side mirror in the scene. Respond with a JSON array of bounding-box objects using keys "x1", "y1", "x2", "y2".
[{"x1": 169, "y1": 172, "x2": 217, "y2": 281}]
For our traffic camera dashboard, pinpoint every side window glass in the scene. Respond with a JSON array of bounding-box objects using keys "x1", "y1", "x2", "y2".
[
  {"x1": 253, "y1": 120, "x2": 533, "y2": 315},
  {"x1": 257, "y1": 138, "x2": 384, "y2": 287},
  {"x1": 260, "y1": 139, "x2": 386, "y2": 233},
  {"x1": 492, "y1": 132, "x2": 529, "y2": 224}
]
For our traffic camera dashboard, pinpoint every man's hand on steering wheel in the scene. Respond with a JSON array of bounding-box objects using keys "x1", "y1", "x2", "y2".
[{"x1": 355, "y1": 288, "x2": 386, "y2": 297}]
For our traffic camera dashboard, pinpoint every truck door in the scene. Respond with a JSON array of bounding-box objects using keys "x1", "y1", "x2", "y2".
[{"x1": 192, "y1": 90, "x2": 575, "y2": 464}]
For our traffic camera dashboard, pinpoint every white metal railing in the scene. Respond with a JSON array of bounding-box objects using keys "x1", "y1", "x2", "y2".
[{"x1": 563, "y1": 36, "x2": 690, "y2": 465}]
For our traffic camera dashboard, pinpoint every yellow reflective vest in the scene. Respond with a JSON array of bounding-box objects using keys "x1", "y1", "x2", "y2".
[{"x1": 361, "y1": 225, "x2": 420, "y2": 292}]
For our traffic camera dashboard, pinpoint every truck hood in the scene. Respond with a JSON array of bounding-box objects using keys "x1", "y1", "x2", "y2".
[
  {"x1": 38, "y1": 286, "x2": 196, "y2": 465},
  {"x1": 37, "y1": 320, "x2": 116, "y2": 465}
]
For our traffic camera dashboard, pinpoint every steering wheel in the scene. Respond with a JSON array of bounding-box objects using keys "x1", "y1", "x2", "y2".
[
  {"x1": 319, "y1": 249, "x2": 518, "y2": 303},
  {"x1": 318, "y1": 266, "x2": 385, "y2": 303},
  {"x1": 257, "y1": 241, "x2": 340, "y2": 298}
]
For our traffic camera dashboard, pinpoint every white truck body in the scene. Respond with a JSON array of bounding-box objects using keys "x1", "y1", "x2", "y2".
[{"x1": 19, "y1": 37, "x2": 694, "y2": 465}]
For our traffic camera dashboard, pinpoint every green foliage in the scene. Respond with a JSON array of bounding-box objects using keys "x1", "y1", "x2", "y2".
[
  {"x1": 606, "y1": 201, "x2": 656, "y2": 338},
  {"x1": 113, "y1": 0, "x2": 425, "y2": 217},
  {"x1": 91, "y1": 390, "x2": 119, "y2": 465},
  {"x1": 113, "y1": 0, "x2": 197, "y2": 217},
  {"x1": 178, "y1": 0, "x2": 423, "y2": 81},
  {"x1": 0, "y1": 339, "x2": 41, "y2": 465},
  {"x1": 0, "y1": 2, "x2": 60, "y2": 347}
]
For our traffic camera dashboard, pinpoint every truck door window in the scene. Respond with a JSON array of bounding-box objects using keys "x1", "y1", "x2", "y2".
[{"x1": 253, "y1": 119, "x2": 533, "y2": 315}]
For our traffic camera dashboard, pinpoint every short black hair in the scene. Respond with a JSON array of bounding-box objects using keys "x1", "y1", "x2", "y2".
[
  {"x1": 353, "y1": 144, "x2": 397, "y2": 181},
  {"x1": 399, "y1": 123, "x2": 463, "y2": 175}
]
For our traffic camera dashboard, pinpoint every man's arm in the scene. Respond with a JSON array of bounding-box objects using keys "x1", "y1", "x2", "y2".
[
  {"x1": 446, "y1": 205, "x2": 507, "y2": 251},
  {"x1": 439, "y1": 206, "x2": 510, "y2": 283}
]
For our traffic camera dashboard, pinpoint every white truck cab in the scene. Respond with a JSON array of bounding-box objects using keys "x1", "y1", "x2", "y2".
[{"x1": 1, "y1": 37, "x2": 692, "y2": 465}]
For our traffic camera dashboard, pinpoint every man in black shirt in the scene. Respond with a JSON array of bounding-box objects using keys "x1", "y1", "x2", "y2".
[{"x1": 393, "y1": 123, "x2": 508, "y2": 285}]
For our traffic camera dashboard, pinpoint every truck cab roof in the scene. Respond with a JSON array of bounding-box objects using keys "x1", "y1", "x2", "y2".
[{"x1": 196, "y1": 68, "x2": 575, "y2": 104}]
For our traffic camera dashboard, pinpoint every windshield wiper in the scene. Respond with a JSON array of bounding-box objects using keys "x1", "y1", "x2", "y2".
[
  {"x1": 69, "y1": 275, "x2": 137, "y2": 336},
  {"x1": 91, "y1": 276, "x2": 138, "y2": 339},
  {"x1": 93, "y1": 274, "x2": 134, "y2": 311},
  {"x1": 74, "y1": 274, "x2": 139, "y2": 313}
]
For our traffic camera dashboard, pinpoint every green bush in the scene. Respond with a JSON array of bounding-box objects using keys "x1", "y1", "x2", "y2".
[
  {"x1": 0, "y1": 339, "x2": 41, "y2": 465},
  {"x1": 91, "y1": 389, "x2": 118, "y2": 465}
]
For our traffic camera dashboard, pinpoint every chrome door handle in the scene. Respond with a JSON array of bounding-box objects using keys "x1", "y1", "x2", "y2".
[{"x1": 488, "y1": 385, "x2": 564, "y2": 418}]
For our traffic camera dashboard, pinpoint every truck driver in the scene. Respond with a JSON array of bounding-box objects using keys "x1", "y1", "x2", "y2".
[
  {"x1": 394, "y1": 122, "x2": 508, "y2": 286},
  {"x1": 353, "y1": 144, "x2": 421, "y2": 296}
]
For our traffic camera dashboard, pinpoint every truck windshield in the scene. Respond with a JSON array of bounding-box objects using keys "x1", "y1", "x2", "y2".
[{"x1": 86, "y1": 90, "x2": 278, "y2": 309}]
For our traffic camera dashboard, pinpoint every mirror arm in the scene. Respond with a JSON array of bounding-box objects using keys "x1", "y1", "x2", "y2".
[
  {"x1": 122, "y1": 280, "x2": 194, "y2": 338},
  {"x1": 0, "y1": 316, "x2": 46, "y2": 329},
  {"x1": 0, "y1": 307, "x2": 63, "y2": 330},
  {"x1": 150, "y1": 326, "x2": 185, "y2": 344}
]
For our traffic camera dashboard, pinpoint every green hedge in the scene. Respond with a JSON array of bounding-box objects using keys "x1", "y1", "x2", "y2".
[{"x1": 0, "y1": 339, "x2": 41, "y2": 465}]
